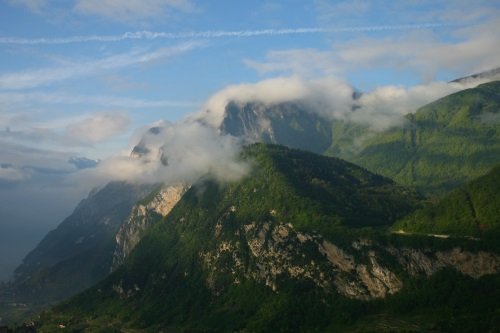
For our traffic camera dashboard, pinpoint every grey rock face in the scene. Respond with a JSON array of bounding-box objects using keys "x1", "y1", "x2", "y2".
[
  {"x1": 219, "y1": 101, "x2": 333, "y2": 154},
  {"x1": 112, "y1": 183, "x2": 188, "y2": 270},
  {"x1": 389, "y1": 247, "x2": 500, "y2": 279},
  {"x1": 199, "y1": 216, "x2": 500, "y2": 300}
]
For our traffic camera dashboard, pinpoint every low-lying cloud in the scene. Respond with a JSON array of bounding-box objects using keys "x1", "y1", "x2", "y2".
[
  {"x1": 74, "y1": 119, "x2": 250, "y2": 188},
  {"x1": 197, "y1": 76, "x2": 354, "y2": 128}
]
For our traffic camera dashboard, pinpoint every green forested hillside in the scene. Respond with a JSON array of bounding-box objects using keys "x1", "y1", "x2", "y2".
[
  {"x1": 33, "y1": 145, "x2": 500, "y2": 333},
  {"x1": 394, "y1": 164, "x2": 500, "y2": 236},
  {"x1": 346, "y1": 81, "x2": 500, "y2": 194}
]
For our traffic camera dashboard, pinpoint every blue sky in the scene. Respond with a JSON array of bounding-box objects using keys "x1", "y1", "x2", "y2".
[{"x1": 0, "y1": 0, "x2": 499, "y2": 280}]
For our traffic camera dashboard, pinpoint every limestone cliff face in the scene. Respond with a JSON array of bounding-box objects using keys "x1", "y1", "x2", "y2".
[
  {"x1": 112, "y1": 183, "x2": 188, "y2": 270},
  {"x1": 389, "y1": 247, "x2": 500, "y2": 279},
  {"x1": 198, "y1": 211, "x2": 500, "y2": 300}
]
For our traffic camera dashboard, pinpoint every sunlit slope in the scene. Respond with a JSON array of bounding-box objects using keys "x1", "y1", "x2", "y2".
[
  {"x1": 394, "y1": 163, "x2": 500, "y2": 236},
  {"x1": 350, "y1": 81, "x2": 500, "y2": 194}
]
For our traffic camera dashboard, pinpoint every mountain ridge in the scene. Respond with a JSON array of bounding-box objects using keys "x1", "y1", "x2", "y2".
[{"x1": 35, "y1": 144, "x2": 500, "y2": 332}]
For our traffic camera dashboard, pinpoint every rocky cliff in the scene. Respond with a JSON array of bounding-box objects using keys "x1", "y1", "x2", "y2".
[
  {"x1": 200, "y1": 218, "x2": 500, "y2": 301},
  {"x1": 112, "y1": 183, "x2": 188, "y2": 270},
  {"x1": 6, "y1": 182, "x2": 153, "y2": 305},
  {"x1": 219, "y1": 101, "x2": 332, "y2": 154}
]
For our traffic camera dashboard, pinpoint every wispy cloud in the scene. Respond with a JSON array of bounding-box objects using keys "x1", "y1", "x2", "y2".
[
  {"x1": 74, "y1": 0, "x2": 194, "y2": 21},
  {"x1": 8, "y1": 0, "x2": 195, "y2": 21},
  {"x1": 0, "y1": 41, "x2": 202, "y2": 90},
  {"x1": 245, "y1": 17, "x2": 500, "y2": 82},
  {"x1": 0, "y1": 23, "x2": 450, "y2": 45},
  {"x1": 0, "y1": 91, "x2": 200, "y2": 109},
  {"x1": 66, "y1": 112, "x2": 130, "y2": 144},
  {"x1": 8, "y1": 0, "x2": 49, "y2": 12},
  {"x1": 1, "y1": 111, "x2": 132, "y2": 147}
]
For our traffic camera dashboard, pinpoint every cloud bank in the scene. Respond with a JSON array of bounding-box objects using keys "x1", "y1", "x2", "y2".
[{"x1": 195, "y1": 75, "x2": 497, "y2": 132}]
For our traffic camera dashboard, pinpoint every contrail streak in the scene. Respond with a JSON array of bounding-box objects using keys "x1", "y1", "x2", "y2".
[{"x1": 0, "y1": 23, "x2": 450, "y2": 45}]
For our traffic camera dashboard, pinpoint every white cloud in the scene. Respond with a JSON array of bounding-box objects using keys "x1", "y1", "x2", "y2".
[
  {"x1": 7, "y1": 0, "x2": 49, "y2": 13},
  {"x1": 196, "y1": 76, "x2": 354, "y2": 128},
  {"x1": 244, "y1": 49, "x2": 341, "y2": 77},
  {"x1": 0, "y1": 24, "x2": 450, "y2": 45},
  {"x1": 0, "y1": 42, "x2": 202, "y2": 90},
  {"x1": 76, "y1": 119, "x2": 250, "y2": 187},
  {"x1": 74, "y1": 0, "x2": 193, "y2": 21},
  {"x1": 8, "y1": 0, "x2": 194, "y2": 21},
  {"x1": 245, "y1": 17, "x2": 500, "y2": 83},
  {"x1": 66, "y1": 112, "x2": 130, "y2": 143},
  {"x1": 195, "y1": 73, "x2": 498, "y2": 132},
  {"x1": 335, "y1": 19, "x2": 500, "y2": 82},
  {"x1": 350, "y1": 81, "x2": 485, "y2": 130},
  {"x1": 315, "y1": 0, "x2": 497, "y2": 26},
  {"x1": 0, "y1": 91, "x2": 199, "y2": 109},
  {"x1": 0, "y1": 111, "x2": 132, "y2": 148},
  {"x1": 0, "y1": 165, "x2": 30, "y2": 182}
]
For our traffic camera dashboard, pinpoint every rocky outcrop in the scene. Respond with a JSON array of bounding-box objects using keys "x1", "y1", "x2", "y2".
[
  {"x1": 389, "y1": 247, "x2": 500, "y2": 279},
  {"x1": 112, "y1": 183, "x2": 188, "y2": 270},
  {"x1": 199, "y1": 211, "x2": 500, "y2": 300},
  {"x1": 200, "y1": 217, "x2": 404, "y2": 300}
]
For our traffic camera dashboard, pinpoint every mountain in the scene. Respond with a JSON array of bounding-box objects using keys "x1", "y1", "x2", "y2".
[
  {"x1": 5, "y1": 72, "x2": 500, "y2": 329},
  {"x1": 450, "y1": 67, "x2": 500, "y2": 84},
  {"x1": 217, "y1": 80, "x2": 500, "y2": 195},
  {"x1": 130, "y1": 126, "x2": 164, "y2": 159},
  {"x1": 394, "y1": 163, "x2": 500, "y2": 237},
  {"x1": 219, "y1": 101, "x2": 333, "y2": 154},
  {"x1": 0, "y1": 182, "x2": 153, "y2": 319},
  {"x1": 35, "y1": 144, "x2": 500, "y2": 332},
  {"x1": 346, "y1": 80, "x2": 500, "y2": 194}
]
